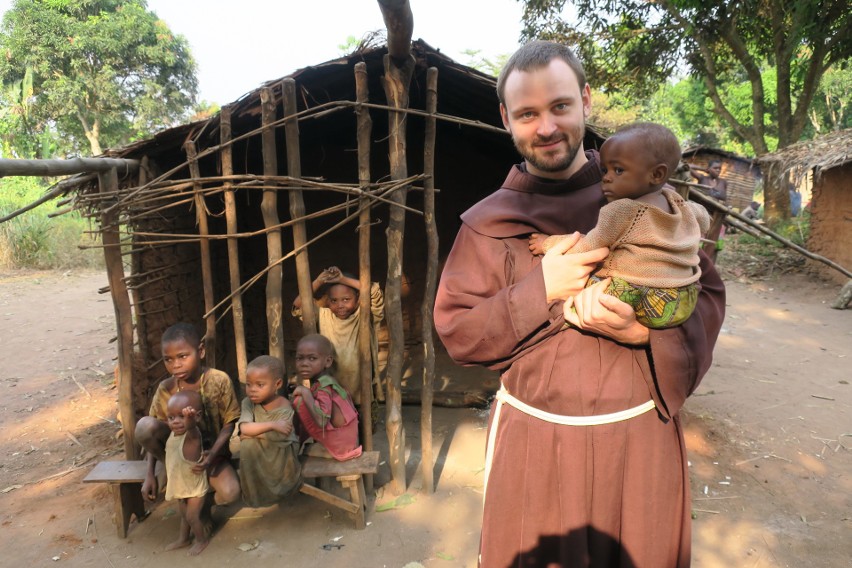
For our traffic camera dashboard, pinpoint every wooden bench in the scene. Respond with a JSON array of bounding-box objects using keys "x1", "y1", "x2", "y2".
[
  {"x1": 299, "y1": 451, "x2": 380, "y2": 529},
  {"x1": 83, "y1": 460, "x2": 163, "y2": 538}
]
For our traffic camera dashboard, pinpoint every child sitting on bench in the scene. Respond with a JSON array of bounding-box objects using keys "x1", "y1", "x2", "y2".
[
  {"x1": 233, "y1": 355, "x2": 302, "y2": 507},
  {"x1": 163, "y1": 390, "x2": 211, "y2": 556},
  {"x1": 292, "y1": 334, "x2": 362, "y2": 461}
]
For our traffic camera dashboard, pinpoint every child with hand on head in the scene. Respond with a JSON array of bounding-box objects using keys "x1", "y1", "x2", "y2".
[
  {"x1": 232, "y1": 355, "x2": 302, "y2": 507},
  {"x1": 529, "y1": 122, "x2": 710, "y2": 329},
  {"x1": 292, "y1": 267, "x2": 384, "y2": 407},
  {"x1": 135, "y1": 323, "x2": 241, "y2": 508},
  {"x1": 163, "y1": 390, "x2": 211, "y2": 555},
  {"x1": 291, "y1": 334, "x2": 362, "y2": 461}
]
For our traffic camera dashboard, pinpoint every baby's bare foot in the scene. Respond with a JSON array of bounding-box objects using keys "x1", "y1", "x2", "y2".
[
  {"x1": 164, "y1": 538, "x2": 191, "y2": 552},
  {"x1": 188, "y1": 539, "x2": 209, "y2": 556}
]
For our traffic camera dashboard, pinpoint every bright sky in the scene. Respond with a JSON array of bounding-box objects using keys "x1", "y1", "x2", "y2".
[{"x1": 0, "y1": 0, "x2": 525, "y2": 106}]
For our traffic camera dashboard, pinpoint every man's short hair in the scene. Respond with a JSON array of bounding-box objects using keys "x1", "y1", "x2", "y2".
[
  {"x1": 497, "y1": 40, "x2": 587, "y2": 105},
  {"x1": 614, "y1": 122, "x2": 682, "y2": 175},
  {"x1": 161, "y1": 322, "x2": 201, "y2": 347},
  {"x1": 247, "y1": 355, "x2": 285, "y2": 380}
]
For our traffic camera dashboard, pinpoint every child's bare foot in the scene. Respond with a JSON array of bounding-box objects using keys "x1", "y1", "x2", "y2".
[
  {"x1": 164, "y1": 537, "x2": 191, "y2": 551},
  {"x1": 188, "y1": 539, "x2": 209, "y2": 556}
]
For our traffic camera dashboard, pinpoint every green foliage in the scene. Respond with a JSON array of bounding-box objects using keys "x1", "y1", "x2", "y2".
[
  {"x1": 0, "y1": 176, "x2": 102, "y2": 269},
  {"x1": 0, "y1": 0, "x2": 198, "y2": 156},
  {"x1": 519, "y1": 0, "x2": 852, "y2": 156},
  {"x1": 461, "y1": 49, "x2": 510, "y2": 78}
]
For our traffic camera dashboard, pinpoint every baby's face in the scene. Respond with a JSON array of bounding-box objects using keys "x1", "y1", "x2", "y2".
[
  {"x1": 166, "y1": 399, "x2": 195, "y2": 434},
  {"x1": 327, "y1": 284, "x2": 359, "y2": 320},
  {"x1": 599, "y1": 136, "x2": 656, "y2": 202}
]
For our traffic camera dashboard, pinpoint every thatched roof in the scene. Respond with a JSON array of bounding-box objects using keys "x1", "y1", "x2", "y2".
[
  {"x1": 682, "y1": 146, "x2": 754, "y2": 165},
  {"x1": 755, "y1": 128, "x2": 852, "y2": 184}
]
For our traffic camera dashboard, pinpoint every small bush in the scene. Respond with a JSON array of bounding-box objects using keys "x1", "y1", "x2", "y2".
[{"x1": 0, "y1": 177, "x2": 103, "y2": 270}]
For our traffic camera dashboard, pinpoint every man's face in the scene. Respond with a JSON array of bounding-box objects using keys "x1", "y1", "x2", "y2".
[{"x1": 500, "y1": 59, "x2": 591, "y2": 180}]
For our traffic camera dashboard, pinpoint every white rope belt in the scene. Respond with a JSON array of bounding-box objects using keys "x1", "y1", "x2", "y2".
[{"x1": 482, "y1": 386, "x2": 656, "y2": 502}]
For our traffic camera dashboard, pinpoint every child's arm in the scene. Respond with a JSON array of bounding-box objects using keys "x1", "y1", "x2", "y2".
[
  {"x1": 294, "y1": 267, "x2": 340, "y2": 309},
  {"x1": 293, "y1": 385, "x2": 330, "y2": 428},
  {"x1": 191, "y1": 420, "x2": 235, "y2": 474},
  {"x1": 142, "y1": 451, "x2": 159, "y2": 502},
  {"x1": 239, "y1": 400, "x2": 295, "y2": 438}
]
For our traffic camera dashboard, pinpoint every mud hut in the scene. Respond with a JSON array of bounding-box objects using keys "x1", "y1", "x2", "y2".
[
  {"x1": 682, "y1": 146, "x2": 760, "y2": 212},
  {"x1": 756, "y1": 129, "x2": 852, "y2": 285},
  {"x1": 26, "y1": 40, "x2": 605, "y2": 465}
]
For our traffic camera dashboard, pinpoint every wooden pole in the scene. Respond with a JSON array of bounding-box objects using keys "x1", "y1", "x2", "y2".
[
  {"x1": 97, "y1": 168, "x2": 139, "y2": 460},
  {"x1": 130, "y1": 157, "x2": 151, "y2": 363},
  {"x1": 420, "y1": 67, "x2": 439, "y2": 494},
  {"x1": 184, "y1": 141, "x2": 217, "y2": 366},
  {"x1": 260, "y1": 87, "x2": 286, "y2": 361},
  {"x1": 382, "y1": 52, "x2": 416, "y2": 495},
  {"x1": 355, "y1": 62, "x2": 375, "y2": 492},
  {"x1": 0, "y1": 157, "x2": 138, "y2": 177},
  {"x1": 220, "y1": 106, "x2": 249, "y2": 383},
  {"x1": 282, "y1": 78, "x2": 317, "y2": 336}
]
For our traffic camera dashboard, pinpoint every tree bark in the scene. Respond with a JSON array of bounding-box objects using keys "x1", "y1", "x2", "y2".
[
  {"x1": 376, "y1": 0, "x2": 414, "y2": 61},
  {"x1": 382, "y1": 52, "x2": 415, "y2": 495}
]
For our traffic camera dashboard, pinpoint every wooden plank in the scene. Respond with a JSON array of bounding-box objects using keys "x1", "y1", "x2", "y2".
[
  {"x1": 299, "y1": 482, "x2": 360, "y2": 515},
  {"x1": 300, "y1": 451, "x2": 379, "y2": 478},
  {"x1": 0, "y1": 157, "x2": 139, "y2": 177},
  {"x1": 83, "y1": 460, "x2": 163, "y2": 484}
]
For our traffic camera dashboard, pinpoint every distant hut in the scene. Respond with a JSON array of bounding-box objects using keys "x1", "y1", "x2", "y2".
[
  {"x1": 682, "y1": 147, "x2": 760, "y2": 212},
  {"x1": 756, "y1": 129, "x2": 852, "y2": 285}
]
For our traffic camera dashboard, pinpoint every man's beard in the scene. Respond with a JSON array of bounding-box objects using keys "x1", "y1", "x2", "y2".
[{"x1": 514, "y1": 124, "x2": 585, "y2": 174}]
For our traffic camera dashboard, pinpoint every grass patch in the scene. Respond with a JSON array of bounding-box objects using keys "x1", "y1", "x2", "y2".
[{"x1": 0, "y1": 176, "x2": 103, "y2": 270}]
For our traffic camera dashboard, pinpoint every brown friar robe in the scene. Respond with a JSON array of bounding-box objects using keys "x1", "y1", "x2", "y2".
[{"x1": 434, "y1": 152, "x2": 726, "y2": 568}]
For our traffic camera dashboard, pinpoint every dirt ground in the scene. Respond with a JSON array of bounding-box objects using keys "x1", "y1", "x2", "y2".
[{"x1": 0, "y1": 263, "x2": 849, "y2": 567}]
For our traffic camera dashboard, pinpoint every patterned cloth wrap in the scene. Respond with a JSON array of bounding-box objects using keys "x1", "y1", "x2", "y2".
[{"x1": 588, "y1": 274, "x2": 699, "y2": 329}]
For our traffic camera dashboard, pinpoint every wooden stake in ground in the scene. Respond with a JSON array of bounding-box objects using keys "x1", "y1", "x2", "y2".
[
  {"x1": 420, "y1": 67, "x2": 439, "y2": 494},
  {"x1": 355, "y1": 61, "x2": 375, "y2": 491},
  {"x1": 260, "y1": 87, "x2": 286, "y2": 361},
  {"x1": 220, "y1": 106, "x2": 249, "y2": 382},
  {"x1": 184, "y1": 141, "x2": 216, "y2": 366},
  {"x1": 282, "y1": 78, "x2": 317, "y2": 336},
  {"x1": 97, "y1": 168, "x2": 139, "y2": 460},
  {"x1": 382, "y1": 50, "x2": 416, "y2": 495}
]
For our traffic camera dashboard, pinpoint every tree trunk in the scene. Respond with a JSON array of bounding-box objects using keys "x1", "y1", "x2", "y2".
[{"x1": 376, "y1": 0, "x2": 414, "y2": 61}]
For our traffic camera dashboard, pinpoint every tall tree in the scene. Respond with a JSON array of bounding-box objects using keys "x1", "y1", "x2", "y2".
[
  {"x1": 0, "y1": 0, "x2": 198, "y2": 156},
  {"x1": 520, "y1": 0, "x2": 852, "y2": 219}
]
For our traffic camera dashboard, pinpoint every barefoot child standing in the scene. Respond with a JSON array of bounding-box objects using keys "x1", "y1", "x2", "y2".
[
  {"x1": 232, "y1": 355, "x2": 302, "y2": 507},
  {"x1": 292, "y1": 334, "x2": 362, "y2": 461},
  {"x1": 163, "y1": 390, "x2": 211, "y2": 555}
]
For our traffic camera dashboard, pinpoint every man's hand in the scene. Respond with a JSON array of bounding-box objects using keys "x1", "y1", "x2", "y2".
[
  {"x1": 564, "y1": 278, "x2": 650, "y2": 345},
  {"x1": 541, "y1": 233, "x2": 609, "y2": 302},
  {"x1": 141, "y1": 472, "x2": 158, "y2": 502}
]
